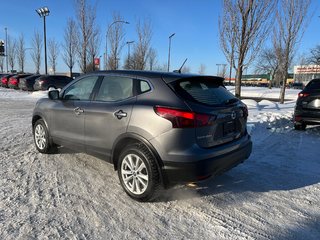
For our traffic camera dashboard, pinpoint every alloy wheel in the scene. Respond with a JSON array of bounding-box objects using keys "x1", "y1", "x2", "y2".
[
  {"x1": 121, "y1": 153, "x2": 149, "y2": 195},
  {"x1": 34, "y1": 124, "x2": 46, "y2": 150}
]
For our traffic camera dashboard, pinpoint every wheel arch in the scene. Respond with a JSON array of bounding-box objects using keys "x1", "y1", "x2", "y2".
[
  {"x1": 32, "y1": 114, "x2": 54, "y2": 145},
  {"x1": 111, "y1": 133, "x2": 166, "y2": 186}
]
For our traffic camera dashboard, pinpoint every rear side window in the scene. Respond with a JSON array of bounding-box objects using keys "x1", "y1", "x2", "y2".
[
  {"x1": 95, "y1": 76, "x2": 133, "y2": 102},
  {"x1": 139, "y1": 80, "x2": 151, "y2": 93},
  {"x1": 305, "y1": 80, "x2": 320, "y2": 90},
  {"x1": 172, "y1": 78, "x2": 236, "y2": 106}
]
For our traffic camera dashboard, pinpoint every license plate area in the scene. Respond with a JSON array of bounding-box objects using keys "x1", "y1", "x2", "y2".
[{"x1": 223, "y1": 121, "x2": 235, "y2": 136}]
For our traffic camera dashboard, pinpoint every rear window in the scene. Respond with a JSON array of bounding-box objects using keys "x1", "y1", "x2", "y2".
[
  {"x1": 305, "y1": 80, "x2": 320, "y2": 90},
  {"x1": 171, "y1": 78, "x2": 236, "y2": 106}
]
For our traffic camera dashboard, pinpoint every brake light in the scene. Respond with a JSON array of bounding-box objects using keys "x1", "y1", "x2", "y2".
[
  {"x1": 298, "y1": 92, "x2": 309, "y2": 98},
  {"x1": 10, "y1": 78, "x2": 17, "y2": 84},
  {"x1": 295, "y1": 115, "x2": 302, "y2": 122},
  {"x1": 154, "y1": 106, "x2": 216, "y2": 128}
]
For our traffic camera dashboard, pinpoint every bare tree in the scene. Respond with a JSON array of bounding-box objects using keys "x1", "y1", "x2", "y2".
[
  {"x1": 219, "y1": 2, "x2": 237, "y2": 83},
  {"x1": 7, "y1": 36, "x2": 16, "y2": 72},
  {"x1": 147, "y1": 48, "x2": 157, "y2": 71},
  {"x1": 255, "y1": 47, "x2": 282, "y2": 88},
  {"x1": 132, "y1": 19, "x2": 152, "y2": 70},
  {"x1": 198, "y1": 64, "x2": 206, "y2": 75},
  {"x1": 219, "y1": 0, "x2": 276, "y2": 97},
  {"x1": 107, "y1": 13, "x2": 126, "y2": 70},
  {"x1": 63, "y1": 19, "x2": 78, "y2": 77},
  {"x1": 181, "y1": 66, "x2": 190, "y2": 73},
  {"x1": 31, "y1": 31, "x2": 43, "y2": 74},
  {"x1": 154, "y1": 63, "x2": 168, "y2": 72},
  {"x1": 275, "y1": 0, "x2": 311, "y2": 103},
  {"x1": 16, "y1": 34, "x2": 26, "y2": 73},
  {"x1": 88, "y1": 26, "x2": 100, "y2": 72},
  {"x1": 48, "y1": 38, "x2": 59, "y2": 74},
  {"x1": 307, "y1": 45, "x2": 320, "y2": 65},
  {"x1": 75, "y1": 0, "x2": 97, "y2": 73}
]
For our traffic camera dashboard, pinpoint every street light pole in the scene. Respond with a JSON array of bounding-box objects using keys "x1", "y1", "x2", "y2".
[
  {"x1": 5, "y1": 27, "x2": 8, "y2": 73},
  {"x1": 105, "y1": 20, "x2": 129, "y2": 70},
  {"x1": 167, "y1": 33, "x2": 175, "y2": 72},
  {"x1": 36, "y1": 7, "x2": 50, "y2": 75},
  {"x1": 126, "y1": 41, "x2": 134, "y2": 68}
]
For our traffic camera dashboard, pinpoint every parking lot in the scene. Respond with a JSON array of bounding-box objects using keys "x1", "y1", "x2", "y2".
[{"x1": 0, "y1": 88, "x2": 319, "y2": 239}]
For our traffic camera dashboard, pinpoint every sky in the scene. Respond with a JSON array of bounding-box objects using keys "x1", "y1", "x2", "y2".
[{"x1": 0, "y1": 0, "x2": 319, "y2": 75}]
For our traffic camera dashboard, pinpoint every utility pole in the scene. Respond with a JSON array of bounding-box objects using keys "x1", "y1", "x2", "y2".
[
  {"x1": 167, "y1": 33, "x2": 175, "y2": 72},
  {"x1": 5, "y1": 27, "x2": 8, "y2": 73},
  {"x1": 126, "y1": 40, "x2": 134, "y2": 69},
  {"x1": 36, "y1": 7, "x2": 50, "y2": 75}
]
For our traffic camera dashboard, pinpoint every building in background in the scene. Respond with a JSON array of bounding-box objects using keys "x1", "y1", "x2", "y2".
[{"x1": 294, "y1": 65, "x2": 320, "y2": 85}]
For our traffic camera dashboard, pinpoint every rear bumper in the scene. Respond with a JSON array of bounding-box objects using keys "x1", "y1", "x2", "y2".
[
  {"x1": 162, "y1": 136, "x2": 252, "y2": 184},
  {"x1": 1, "y1": 82, "x2": 8, "y2": 87},
  {"x1": 294, "y1": 108, "x2": 320, "y2": 125},
  {"x1": 8, "y1": 83, "x2": 19, "y2": 89}
]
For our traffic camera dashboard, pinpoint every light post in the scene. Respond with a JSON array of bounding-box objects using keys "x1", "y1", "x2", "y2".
[
  {"x1": 167, "y1": 33, "x2": 175, "y2": 72},
  {"x1": 216, "y1": 64, "x2": 221, "y2": 76},
  {"x1": 105, "y1": 20, "x2": 129, "y2": 70},
  {"x1": 5, "y1": 27, "x2": 8, "y2": 73},
  {"x1": 36, "y1": 7, "x2": 50, "y2": 75},
  {"x1": 126, "y1": 40, "x2": 134, "y2": 68}
]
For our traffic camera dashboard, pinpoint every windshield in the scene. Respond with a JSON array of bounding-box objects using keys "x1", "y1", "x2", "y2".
[{"x1": 171, "y1": 77, "x2": 237, "y2": 106}]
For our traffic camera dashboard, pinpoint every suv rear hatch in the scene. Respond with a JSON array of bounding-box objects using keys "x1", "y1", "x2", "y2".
[
  {"x1": 167, "y1": 76, "x2": 248, "y2": 148},
  {"x1": 299, "y1": 80, "x2": 320, "y2": 111}
]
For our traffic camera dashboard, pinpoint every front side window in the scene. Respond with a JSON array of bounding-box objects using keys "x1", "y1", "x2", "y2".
[
  {"x1": 63, "y1": 76, "x2": 99, "y2": 101},
  {"x1": 95, "y1": 76, "x2": 133, "y2": 102}
]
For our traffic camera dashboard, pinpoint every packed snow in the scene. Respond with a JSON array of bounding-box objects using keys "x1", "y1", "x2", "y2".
[{"x1": 0, "y1": 87, "x2": 319, "y2": 239}]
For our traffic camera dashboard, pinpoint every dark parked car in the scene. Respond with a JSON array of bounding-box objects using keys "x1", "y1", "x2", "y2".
[
  {"x1": 291, "y1": 82, "x2": 304, "y2": 89},
  {"x1": 8, "y1": 74, "x2": 33, "y2": 89},
  {"x1": 294, "y1": 78, "x2": 320, "y2": 130},
  {"x1": 33, "y1": 75, "x2": 73, "y2": 91},
  {"x1": 1, "y1": 74, "x2": 15, "y2": 88},
  {"x1": 32, "y1": 70, "x2": 252, "y2": 201},
  {"x1": 19, "y1": 74, "x2": 42, "y2": 91}
]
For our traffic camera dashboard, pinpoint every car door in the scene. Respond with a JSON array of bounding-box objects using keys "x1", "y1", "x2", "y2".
[
  {"x1": 50, "y1": 75, "x2": 100, "y2": 150},
  {"x1": 84, "y1": 75, "x2": 136, "y2": 158}
]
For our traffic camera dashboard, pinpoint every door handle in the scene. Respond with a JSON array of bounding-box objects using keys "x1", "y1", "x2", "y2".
[
  {"x1": 114, "y1": 110, "x2": 127, "y2": 119},
  {"x1": 74, "y1": 107, "x2": 84, "y2": 115}
]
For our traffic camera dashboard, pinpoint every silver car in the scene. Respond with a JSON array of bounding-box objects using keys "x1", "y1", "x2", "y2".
[{"x1": 32, "y1": 70, "x2": 252, "y2": 201}]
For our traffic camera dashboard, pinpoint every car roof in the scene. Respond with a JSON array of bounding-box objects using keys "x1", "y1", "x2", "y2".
[{"x1": 86, "y1": 70, "x2": 224, "y2": 84}]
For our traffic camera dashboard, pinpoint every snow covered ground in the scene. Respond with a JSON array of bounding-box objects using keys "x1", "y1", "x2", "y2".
[{"x1": 0, "y1": 87, "x2": 319, "y2": 239}]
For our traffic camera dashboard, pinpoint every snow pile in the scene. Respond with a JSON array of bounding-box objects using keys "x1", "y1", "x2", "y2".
[
  {"x1": 0, "y1": 88, "x2": 48, "y2": 100},
  {"x1": 227, "y1": 86, "x2": 300, "y2": 100}
]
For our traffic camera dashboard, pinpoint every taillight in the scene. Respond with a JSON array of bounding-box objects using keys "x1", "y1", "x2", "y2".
[
  {"x1": 241, "y1": 105, "x2": 248, "y2": 118},
  {"x1": 298, "y1": 92, "x2": 309, "y2": 98},
  {"x1": 295, "y1": 115, "x2": 302, "y2": 122},
  {"x1": 154, "y1": 106, "x2": 216, "y2": 128},
  {"x1": 10, "y1": 78, "x2": 17, "y2": 84}
]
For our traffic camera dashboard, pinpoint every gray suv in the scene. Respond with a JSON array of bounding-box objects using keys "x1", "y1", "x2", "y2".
[{"x1": 32, "y1": 70, "x2": 252, "y2": 201}]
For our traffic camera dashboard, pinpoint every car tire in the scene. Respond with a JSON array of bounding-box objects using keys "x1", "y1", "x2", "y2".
[
  {"x1": 33, "y1": 119, "x2": 57, "y2": 153},
  {"x1": 118, "y1": 144, "x2": 161, "y2": 202},
  {"x1": 294, "y1": 123, "x2": 306, "y2": 131}
]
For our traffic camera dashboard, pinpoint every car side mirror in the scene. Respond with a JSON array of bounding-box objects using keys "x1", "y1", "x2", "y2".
[{"x1": 48, "y1": 90, "x2": 60, "y2": 100}]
